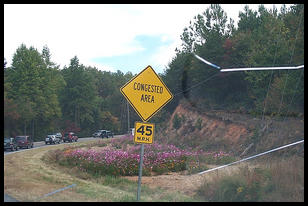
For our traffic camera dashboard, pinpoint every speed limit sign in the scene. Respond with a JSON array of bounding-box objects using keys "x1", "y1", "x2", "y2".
[{"x1": 134, "y1": 122, "x2": 154, "y2": 144}]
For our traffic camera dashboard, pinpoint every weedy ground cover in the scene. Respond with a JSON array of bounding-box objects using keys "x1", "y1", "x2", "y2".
[
  {"x1": 44, "y1": 135, "x2": 236, "y2": 177},
  {"x1": 196, "y1": 156, "x2": 304, "y2": 202},
  {"x1": 5, "y1": 141, "x2": 200, "y2": 202}
]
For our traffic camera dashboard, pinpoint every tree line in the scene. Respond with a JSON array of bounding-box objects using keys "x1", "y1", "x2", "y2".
[
  {"x1": 162, "y1": 4, "x2": 304, "y2": 117},
  {"x1": 4, "y1": 4, "x2": 304, "y2": 140},
  {"x1": 4, "y1": 45, "x2": 139, "y2": 140}
]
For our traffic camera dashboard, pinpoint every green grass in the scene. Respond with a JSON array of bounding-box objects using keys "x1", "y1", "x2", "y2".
[
  {"x1": 42, "y1": 155, "x2": 202, "y2": 201},
  {"x1": 40, "y1": 174, "x2": 55, "y2": 183},
  {"x1": 72, "y1": 175, "x2": 200, "y2": 202},
  {"x1": 115, "y1": 194, "x2": 137, "y2": 202},
  {"x1": 196, "y1": 156, "x2": 304, "y2": 202}
]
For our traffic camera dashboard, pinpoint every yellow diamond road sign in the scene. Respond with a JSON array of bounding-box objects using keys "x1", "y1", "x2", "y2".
[{"x1": 120, "y1": 65, "x2": 173, "y2": 122}]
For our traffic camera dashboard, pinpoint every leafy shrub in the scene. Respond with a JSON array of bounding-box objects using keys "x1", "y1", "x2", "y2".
[
  {"x1": 173, "y1": 114, "x2": 182, "y2": 129},
  {"x1": 185, "y1": 155, "x2": 209, "y2": 175},
  {"x1": 197, "y1": 166, "x2": 274, "y2": 202},
  {"x1": 199, "y1": 151, "x2": 236, "y2": 165},
  {"x1": 45, "y1": 142, "x2": 202, "y2": 177},
  {"x1": 42, "y1": 136, "x2": 236, "y2": 178},
  {"x1": 195, "y1": 118, "x2": 202, "y2": 130},
  {"x1": 110, "y1": 134, "x2": 133, "y2": 149}
]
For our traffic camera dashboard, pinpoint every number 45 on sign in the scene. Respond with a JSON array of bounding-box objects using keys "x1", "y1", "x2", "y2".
[{"x1": 134, "y1": 122, "x2": 154, "y2": 144}]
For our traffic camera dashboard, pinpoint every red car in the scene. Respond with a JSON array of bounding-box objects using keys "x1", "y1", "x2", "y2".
[
  {"x1": 15, "y1": 135, "x2": 34, "y2": 149},
  {"x1": 63, "y1": 132, "x2": 78, "y2": 143}
]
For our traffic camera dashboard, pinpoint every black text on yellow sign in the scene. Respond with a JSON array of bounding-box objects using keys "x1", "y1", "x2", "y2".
[
  {"x1": 134, "y1": 122, "x2": 154, "y2": 144},
  {"x1": 120, "y1": 65, "x2": 173, "y2": 122}
]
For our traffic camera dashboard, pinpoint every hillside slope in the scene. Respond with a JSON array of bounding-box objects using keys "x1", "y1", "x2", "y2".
[{"x1": 156, "y1": 102, "x2": 304, "y2": 157}]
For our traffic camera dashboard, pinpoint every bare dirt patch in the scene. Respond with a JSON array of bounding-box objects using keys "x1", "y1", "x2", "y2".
[
  {"x1": 122, "y1": 163, "x2": 251, "y2": 196},
  {"x1": 160, "y1": 102, "x2": 304, "y2": 157},
  {"x1": 124, "y1": 173, "x2": 204, "y2": 196}
]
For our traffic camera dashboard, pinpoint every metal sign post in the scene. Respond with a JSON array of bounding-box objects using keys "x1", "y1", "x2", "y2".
[
  {"x1": 120, "y1": 65, "x2": 173, "y2": 202},
  {"x1": 134, "y1": 121, "x2": 154, "y2": 201},
  {"x1": 136, "y1": 143, "x2": 144, "y2": 201}
]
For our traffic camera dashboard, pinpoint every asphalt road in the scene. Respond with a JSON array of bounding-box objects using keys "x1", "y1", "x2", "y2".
[
  {"x1": 4, "y1": 135, "x2": 124, "y2": 201},
  {"x1": 4, "y1": 137, "x2": 93, "y2": 155},
  {"x1": 4, "y1": 136, "x2": 122, "y2": 156}
]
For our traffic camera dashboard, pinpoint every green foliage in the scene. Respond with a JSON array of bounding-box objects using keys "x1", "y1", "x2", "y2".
[
  {"x1": 251, "y1": 128, "x2": 261, "y2": 144},
  {"x1": 4, "y1": 44, "x2": 133, "y2": 139},
  {"x1": 198, "y1": 151, "x2": 236, "y2": 165},
  {"x1": 172, "y1": 113, "x2": 182, "y2": 129},
  {"x1": 185, "y1": 155, "x2": 209, "y2": 175},
  {"x1": 195, "y1": 118, "x2": 202, "y2": 130},
  {"x1": 44, "y1": 140, "x2": 200, "y2": 177},
  {"x1": 4, "y1": 4, "x2": 304, "y2": 140},
  {"x1": 5, "y1": 44, "x2": 65, "y2": 140},
  {"x1": 164, "y1": 4, "x2": 303, "y2": 116}
]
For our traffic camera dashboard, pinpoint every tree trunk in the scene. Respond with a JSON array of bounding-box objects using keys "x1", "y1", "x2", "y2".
[
  {"x1": 24, "y1": 121, "x2": 26, "y2": 135},
  {"x1": 32, "y1": 119, "x2": 34, "y2": 140}
]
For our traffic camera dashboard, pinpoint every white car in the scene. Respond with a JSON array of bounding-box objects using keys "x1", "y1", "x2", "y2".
[
  {"x1": 45, "y1": 134, "x2": 61, "y2": 144},
  {"x1": 54, "y1": 132, "x2": 62, "y2": 139}
]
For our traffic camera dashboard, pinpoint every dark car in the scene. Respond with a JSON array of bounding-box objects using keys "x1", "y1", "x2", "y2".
[
  {"x1": 45, "y1": 134, "x2": 61, "y2": 144},
  {"x1": 99, "y1": 130, "x2": 108, "y2": 138},
  {"x1": 15, "y1": 135, "x2": 34, "y2": 149},
  {"x1": 92, "y1": 130, "x2": 104, "y2": 138},
  {"x1": 63, "y1": 132, "x2": 78, "y2": 143},
  {"x1": 107, "y1": 131, "x2": 114, "y2": 138},
  {"x1": 4, "y1": 137, "x2": 19, "y2": 151}
]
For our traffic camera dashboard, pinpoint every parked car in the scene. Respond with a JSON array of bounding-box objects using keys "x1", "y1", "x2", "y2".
[
  {"x1": 130, "y1": 128, "x2": 135, "y2": 136},
  {"x1": 45, "y1": 134, "x2": 61, "y2": 144},
  {"x1": 92, "y1": 130, "x2": 104, "y2": 138},
  {"x1": 53, "y1": 132, "x2": 62, "y2": 140},
  {"x1": 107, "y1": 131, "x2": 114, "y2": 138},
  {"x1": 99, "y1": 130, "x2": 108, "y2": 138},
  {"x1": 4, "y1": 137, "x2": 19, "y2": 151},
  {"x1": 15, "y1": 135, "x2": 34, "y2": 149},
  {"x1": 63, "y1": 132, "x2": 78, "y2": 142}
]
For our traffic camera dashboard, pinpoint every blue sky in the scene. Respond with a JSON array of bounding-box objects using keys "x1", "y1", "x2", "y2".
[
  {"x1": 91, "y1": 34, "x2": 173, "y2": 74},
  {"x1": 4, "y1": 4, "x2": 289, "y2": 75}
]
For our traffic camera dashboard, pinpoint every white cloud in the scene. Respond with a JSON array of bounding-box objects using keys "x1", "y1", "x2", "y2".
[
  {"x1": 151, "y1": 42, "x2": 177, "y2": 68},
  {"x1": 4, "y1": 4, "x2": 291, "y2": 72},
  {"x1": 4, "y1": 4, "x2": 209, "y2": 68}
]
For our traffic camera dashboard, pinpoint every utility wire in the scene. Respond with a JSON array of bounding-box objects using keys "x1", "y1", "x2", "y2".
[
  {"x1": 193, "y1": 53, "x2": 221, "y2": 69},
  {"x1": 173, "y1": 72, "x2": 220, "y2": 97},
  {"x1": 220, "y1": 65, "x2": 303, "y2": 72},
  {"x1": 197, "y1": 139, "x2": 304, "y2": 175}
]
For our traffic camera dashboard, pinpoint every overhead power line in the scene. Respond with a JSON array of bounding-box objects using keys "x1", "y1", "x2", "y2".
[
  {"x1": 220, "y1": 65, "x2": 304, "y2": 72},
  {"x1": 193, "y1": 54, "x2": 304, "y2": 72},
  {"x1": 197, "y1": 139, "x2": 304, "y2": 175},
  {"x1": 193, "y1": 54, "x2": 221, "y2": 69}
]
